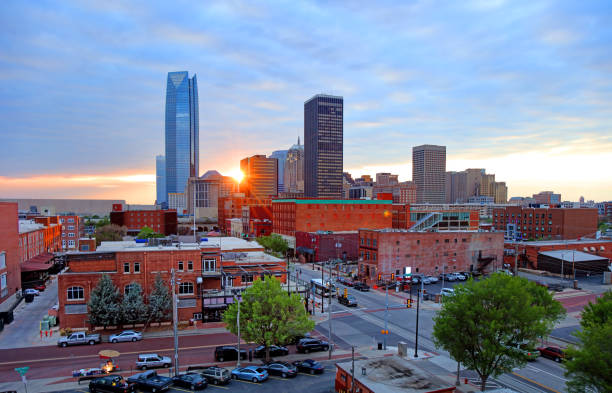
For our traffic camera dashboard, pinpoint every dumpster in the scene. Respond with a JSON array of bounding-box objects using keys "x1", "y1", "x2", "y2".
[
  {"x1": 25, "y1": 294, "x2": 35, "y2": 303},
  {"x1": 48, "y1": 315, "x2": 56, "y2": 326},
  {"x1": 40, "y1": 320, "x2": 50, "y2": 331}
]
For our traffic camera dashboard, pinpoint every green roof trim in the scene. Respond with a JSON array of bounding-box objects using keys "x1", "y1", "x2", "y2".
[{"x1": 272, "y1": 199, "x2": 393, "y2": 205}]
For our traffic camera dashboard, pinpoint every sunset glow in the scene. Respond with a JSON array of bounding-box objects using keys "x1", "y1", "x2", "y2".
[{"x1": 227, "y1": 169, "x2": 244, "y2": 184}]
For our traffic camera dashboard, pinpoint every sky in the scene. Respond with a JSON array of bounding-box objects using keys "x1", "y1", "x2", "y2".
[{"x1": 1, "y1": 0, "x2": 611, "y2": 204}]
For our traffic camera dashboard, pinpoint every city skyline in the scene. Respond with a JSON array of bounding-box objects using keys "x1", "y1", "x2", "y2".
[{"x1": 1, "y1": 1, "x2": 611, "y2": 203}]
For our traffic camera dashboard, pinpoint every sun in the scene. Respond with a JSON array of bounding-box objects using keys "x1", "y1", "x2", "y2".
[{"x1": 227, "y1": 168, "x2": 244, "y2": 183}]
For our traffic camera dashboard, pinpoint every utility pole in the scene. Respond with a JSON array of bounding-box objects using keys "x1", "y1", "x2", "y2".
[
  {"x1": 321, "y1": 261, "x2": 324, "y2": 313},
  {"x1": 351, "y1": 346, "x2": 355, "y2": 393},
  {"x1": 441, "y1": 265, "x2": 445, "y2": 289},
  {"x1": 193, "y1": 182, "x2": 197, "y2": 243},
  {"x1": 327, "y1": 260, "x2": 333, "y2": 359},
  {"x1": 414, "y1": 279, "x2": 422, "y2": 358},
  {"x1": 235, "y1": 295, "x2": 241, "y2": 368},
  {"x1": 171, "y1": 268, "x2": 179, "y2": 376},
  {"x1": 384, "y1": 280, "x2": 388, "y2": 350},
  {"x1": 514, "y1": 243, "x2": 518, "y2": 276}
]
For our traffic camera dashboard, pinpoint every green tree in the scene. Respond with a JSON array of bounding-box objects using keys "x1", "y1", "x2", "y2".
[
  {"x1": 223, "y1": 276, "x2": 314, "y2": 362},
  {"x1": 87, "y1": 274, "x2": 121, "y2": 328},
  {"x1": 565, "y1": 291, "x2": 612, "y2": 393},
  {"x1": 432, "y1": 273, "x2": 565, "y2": 391},
  {"x1": 256, "y1": 235, "x2": 288, "y2": 256},
  {"x1": 95, "y1": 224, "x2": 127, "y2": 245},
  {"x1": 120, "y1": 282, "x2": 149, "y2": 325},
  {"x1": 148, "y1": 274, "x2": 172, "y2": 323},
  {"x1": 136, "y1": 226, "x2": 165, "y2": 239}
]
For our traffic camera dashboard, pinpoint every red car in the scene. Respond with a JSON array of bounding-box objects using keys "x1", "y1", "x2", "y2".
[
  {"x1": 536, "y1": 346, "x2": 567, "y2": 362},
  {"x1": 34, "y1": 284, "x2": 46, "y2": 291}
]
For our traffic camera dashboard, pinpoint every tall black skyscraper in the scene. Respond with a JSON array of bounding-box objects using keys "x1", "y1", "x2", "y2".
[{"x1": 304, "y1": 94, "x2": 344, "y2": 198}]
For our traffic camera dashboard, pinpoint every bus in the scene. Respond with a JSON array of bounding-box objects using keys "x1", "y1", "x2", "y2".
[{"x1": 310, "y1": 278, "x2": 336, "y2": 297}]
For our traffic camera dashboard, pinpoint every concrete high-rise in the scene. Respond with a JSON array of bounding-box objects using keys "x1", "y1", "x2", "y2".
[
  {"x1": 269, "y1": 150, "x2": 288, "y2": 193},
  {"x1": 412, "y1": 145, "x2": 446, "y2": 204},
  {"x1": 304, "y1": 94, "x2": 343, "y2": 198},
  {"x1": 240, "y1": 155, "x2": 278, "y2": 199},
  {"x1": 156, "y1": 155, "x2": 166, "y2": 205},
  {"x1": 284, "y1": 137, "x2": 304, "y2": 193},
  {"x1": 165, "y1": 71, "x2": 199, "y2": 201}
]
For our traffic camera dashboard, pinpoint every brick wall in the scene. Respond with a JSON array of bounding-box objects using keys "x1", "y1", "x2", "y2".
[{"x1": 0, "y1": 203, "x2": 20, "y2": 304}]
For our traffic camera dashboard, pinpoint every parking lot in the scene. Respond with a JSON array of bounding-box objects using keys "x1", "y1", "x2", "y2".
[{"x1": 50, "y1": 360, "x2": 336, "y2": 393}]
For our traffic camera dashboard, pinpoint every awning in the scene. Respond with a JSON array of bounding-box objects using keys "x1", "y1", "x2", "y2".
[{"x1": 21, "y1": 253, "x2": 55, "y2": 272}]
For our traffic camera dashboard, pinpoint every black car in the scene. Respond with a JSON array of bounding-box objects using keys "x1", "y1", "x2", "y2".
[
  {"x1": 353, "y1": 282, "x2": 370, "y2": 292},
  {"x1": 263, "y1": 361, "x2": 297, "y2": 378},
  {"x1": 296, "y1": 338, "x2": 329, "y2": 353},
  {"x1": 214, "y1": 346, "x2": 247, "y2": 362},
  {"x1": 293, "y1": 359, "x2": 324, "y2": 375},
  {"x1": 254, "y1": 345, "x2": 289, "y2": 358},
  {"x1": 89, "y1": 375, "x2": 135, "y2": 393},
  {"x1": 172, "y1": 373, "x2": 208, "y2": 390}
]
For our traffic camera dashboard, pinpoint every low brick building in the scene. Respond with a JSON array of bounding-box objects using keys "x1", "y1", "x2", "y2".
[
  {"x1": 218, "y1": 194, "x2": 271, "y2": 234},
  {"x1": 358, "y1": 229, "x2": 504, "y2": 283},
  {"x1": 59, "y1": 215, "x2": 81, "y2": 251},
  {"x1": 110, "y1": 209, "x2": 178, "y2": 236},
  {"x1": 295, "y1": 231, "x2": 358, "y2": 263},
  {"x1": 492, "y1": 206, "x2": 598, "y2": 240}
]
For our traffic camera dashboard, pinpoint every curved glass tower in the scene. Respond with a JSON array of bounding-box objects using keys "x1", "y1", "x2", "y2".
[{"x1": 165, "y1": 71, "x2": 199, "y2": 200}]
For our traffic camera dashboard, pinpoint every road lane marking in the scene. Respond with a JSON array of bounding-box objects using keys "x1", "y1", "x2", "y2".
[
  {"x1": 207, "y1": 384, "x2": 230, "y2": 389},
  {"x1": 512, "y1": 372, "x2": 563, "y2": 393},
  {"x1": 526, "y1": 365, "x2": 568, "y2": 381},
  {"x1": 232, "y1": 378, "x2": 263, "y2": 385},
  {"x1": 0, "y1": 342, "x2": 238, "y2": 366},
  {"x1": 173, "y1": 388, "x2": 194, "y2": 393}
]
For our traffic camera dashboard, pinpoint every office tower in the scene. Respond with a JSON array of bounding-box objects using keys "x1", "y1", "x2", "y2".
[
  {"x1": 375, "y1": 173, "x2": 399, "y2": 186},
  {"x1": 240, "y1": 155, "x2": 278, "y2": 199},
  {"x1": 412, "y1": 145, "x2": 446, "y2": 204},
  {"x1": 269, "y1": 150, "x2": 288, "y2": 193},
  {"x1": 165, "y1": 71, "x2": 199, "y2": 200},
  {"x1": 304, "y1": 94, "x2": 343, "y2": 198},
  {"x1": 156, "y1": 155, "x2": 166, "y2": 205},
  {"x1": 284, "y1": 137, "x2": 304, "y2": 193}
]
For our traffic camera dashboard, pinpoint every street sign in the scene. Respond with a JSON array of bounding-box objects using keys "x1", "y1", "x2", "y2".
[
  {"x1": 15, "y1": 366, "x2": 29, "y2": 376},
  {"x1": 403, "y1": 266, "x2": 412, "y2": 278}
]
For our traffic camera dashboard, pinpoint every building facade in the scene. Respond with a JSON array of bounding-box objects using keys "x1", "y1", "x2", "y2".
[
  {"x1": 412, "y1": 145, "x2": 446, "y2": 204},
  {"x1": 19, "y1": 218, "x2": 62, "y2": 263},
  {"x1": 304, "y1": 94, "x2": 344, "y2": 198},
  {"x1": 218, "y1": 194, "x2": 272, "y2": 234},
  {"x1": 0, "y1": 203, "x2": 21, "y2": 309},
  {"x1": 110, "y1": 209, "x2": 178, "y2": 236},
  {"x1": 156, "y1": 155, "x2": 167, "y2": 205},
  {"x1": 284, "y1": 138, "x2": 304, "y2": 193},
  {"x1": 240, "y1": 155, "x2": 278, "y2": 199},
  {"x1": 533, "y1": 191, "x2": 562, "y2": 205},
  {"x1": 295, "y1": 231, "x2": 358, "y2": 263},
  {"x1": 391, "y1": 204, "x2": 480, "y2": 231},
  {"x1": 492, "y1": 206, "x2": 598, "y2": 241},
  {"x1": 185, "y1": 171, "x2": 238, "y2": 220},
  {"x1": 358, "y1": 229, "x2": 504, "y2": 283},
  {"x1": 269, "y1": 150, "x2": 288, "y2": 193},
  {"x1": 445, "y1": 168, "x2": 507, "y2": 204},
  {"x1": 165, "y1": 71, "x2": 199, "y2": 202},
  {"x1": 60, "y1": 215, "x2": 81, "y2": 251}
]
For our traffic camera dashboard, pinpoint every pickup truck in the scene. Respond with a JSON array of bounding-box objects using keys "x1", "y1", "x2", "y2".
[
  {"x1": 57, "y1": 331, "x2": 101, "y2": 347},
  {"x1": 127, "y1": 370, "x2": 173, "y2": 392}
]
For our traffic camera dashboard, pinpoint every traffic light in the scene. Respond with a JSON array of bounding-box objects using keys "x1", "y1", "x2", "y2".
[
  {"x1": 344, "y1": 288, "x2": 348, "y2": 298},
  {"x1": 391, "y1": 273, "x2": 395, "y2": 281},
  {"x1": 377, "y1": 273, "x2": 382, "y2": 281},
  {"x1": 406, "y1": 299, "x2": 411, "y2": 308}
]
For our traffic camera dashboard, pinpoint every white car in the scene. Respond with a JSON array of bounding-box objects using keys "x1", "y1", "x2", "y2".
[
  {"x1": 23, "y1": 288, "x2": 39, "y2": 296},
  {"x1": 421, "y1": 277, "x2": 432, "y2": 285},
  {"x1": 426, "y1": 275, "x2": 439, "y2": 284},
  {"x1": 455, "y1": 273, "x2": 467, "y2": 281},
  {"x1": 110, "y1": 330, "x2": 143, "y2": 343},
  {"x1": 440, "y1": 288, "x2": 455, "y2": 296}
]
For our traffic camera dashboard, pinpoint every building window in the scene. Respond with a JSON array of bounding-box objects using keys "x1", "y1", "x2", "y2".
[
  {"x1": 68, "y1": 218, "x2": 74, "y2": 223},
  {"x1": 462, "y1": 238, "x2": 467, "y2": 242},
  {"x1": 134, "y1": 262, "x2": 140, "y2": 273},
  {"x1": 366, "y1": 239, "x2": 370, "y2": 246},
  {"x1": 68, "y1": 225, "x2": 75, "y2": 230},
  {"x1": 444, "y1": 239, "x2": 450, "y2": 243},
  {"x1": 0, "y1": 252, "x2": 5, "y2": 269},
  {"x1": 68, "y1": 240, "x2": 75, "y2": 247},
  {"x1": 242, "y1": 274, "x2": 254, "y2": 283},
  {"x1": 67, "y1": 286, "x2": 84, "y2": 300},
  {"x1": 124, "y1": 283, "x2": 138, "y2": 295},
  {"x1": 179, "y1": 282, "x2": 194, "y2": 295},
  {"x1": 187, "y1": 261, "x2": 193, "y2": 271},
  {"x1": 62, "y1": 240, "x2": 66, "y2": 247},
  {"x1": 203, "y1": 259, "x2": 216, "y2": 272},
  {"x1": 68, "y1": 233, "x2": 75, "y2": 237},
  {"x1": 178, "y1": 261, "x2": 184, "y2": 271},
  {"x1": 436, "y1": 240, "x2": 439, "y2": 244},
  {"x1": 373, "y1": 239, "x2": 377, "y2": 247},
  {"x1": 124, "y1": 262, "x2": 130, "y2": 273}
]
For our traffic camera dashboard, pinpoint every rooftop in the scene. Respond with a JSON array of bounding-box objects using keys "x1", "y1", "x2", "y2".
[
  {"x1": 336, "y1": 356, "x2": 453, "y2": 393},
  {"x1": 18, "y1": 220, "x2": 45, "y2": 234},
  {"x1": 539, "y1": 250, "x2": 609, "y2": 262},
  {"x1": 272, "y1": 199, "x2": 392, "y2": 205},
  {"x1": 507, "y1": 239, "x2": 611, "y2": 246}
]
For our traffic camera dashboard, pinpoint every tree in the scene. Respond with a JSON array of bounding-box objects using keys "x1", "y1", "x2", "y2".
[
  {"x1": 565, "y1": 291, "x2": 612, "y2": 393},
  {"x1": 256, "y1": 235, "x2": 288, "y2": 255},
  {"x1": 120, "y1": 282, "x2": 149, "y2": 325},
  {"x1": 223, "y1": 276, "x2": 314, "y2": 362},
  {"x1": 136, "y1": 226, "x2": 165, "y2": 239},
  {"x1": 148, "y1": 274, "x2": 172, "y2": 323},
  {"x1": 95, "y1": 224, "x2": 127, "y2": 245},
  {"x1": 87, "y1": 274, "x2": 122, "y2": 328},
  {"x1": 432, "y1": 273, "x2": 565, "y2": 391}
]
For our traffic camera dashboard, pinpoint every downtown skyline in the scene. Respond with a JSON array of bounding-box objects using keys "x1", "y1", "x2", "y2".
[{"x1": 1, "y1": 1, "x2": 611, "y2": 203}]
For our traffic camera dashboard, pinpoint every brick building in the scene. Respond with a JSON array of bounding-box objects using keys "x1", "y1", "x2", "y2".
[
  {"x1": 58, "y1": 237, "x2": 287, "y2": 328},
  {"x1": 19, "y1": 217, "x2": 62, "y2": 263},
  {"x1": 492, "y1": 206, "x2": 598, "y2": 241},
  {"x1": 59, "y1": 215, "x2": 81, "y2": 251},
  {"x1": 110, "y1": 209, "x2": 178, "y2": 236},
  {"x1": 218, "y1": 194, "x2": 271, "y2": 234},
  {"x1": 358, "y1": 229, "x2": 504, "y2": 283},
  {"x1": 272, "y1": 199, "x2": 393, "y2": 247},
  {"x1": 241, "y1": 205, "x2": 273, "y2": 237},
  {"x1": 295, "y1": 231, "x2": 358, "y2": 263},
  {"x1": 391, "y1": 204, "x2": 479, "y2": 231},
  {"x1": 0, "y1": 203, "x2": 21, "y2": 310}
]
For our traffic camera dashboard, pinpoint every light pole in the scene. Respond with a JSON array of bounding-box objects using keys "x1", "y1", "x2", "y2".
[
  {"x1": 311, "y1": 237, "x2": 316, "y2": 270},
  {"x1": 328, "y1": 260, "x2": 333, "y2": 359},
  {"x1": 171, "y1": 269, "x2": 179, "y2": 376},
  {"x1": 234, "y1": 294, "x2": 241, "y2": 368},
  {"x1": 414, "y1": 279, "x2": 422, "y2": 358},
  {"x1": 384, "y1": 278, "x2": 389, "y2": 350}
]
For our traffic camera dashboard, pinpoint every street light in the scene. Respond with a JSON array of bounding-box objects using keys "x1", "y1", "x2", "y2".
[{"x1": 233, "y1": 293, "x2": 242, "y2": 368}]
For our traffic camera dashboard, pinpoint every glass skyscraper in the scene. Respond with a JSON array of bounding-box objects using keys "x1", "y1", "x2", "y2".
[
  {"x1": 156, "y1": 155, "x2": 166, "y2": 205},
  {"x1": 304, "y1": 94, "x2": 343, "y2": 198},
  {"x1": 165, "y1": 71, "x2": 199, "y2": 200}
]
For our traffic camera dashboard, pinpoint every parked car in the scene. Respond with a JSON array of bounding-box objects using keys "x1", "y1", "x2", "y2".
[
  {"x1": 135, "y1": 354, "x2": 171, "y2": 370},
  {"x1": 263, "y1": 361, "x2": 297, "y2": 378},
  {"x1": 58, "y1": 331, "x2": 101, "y2": 347},
  {"x1": 34, "y1": 283, "x2": 46, "y2": 291},
  {"x1": 440, "y1": 273, "x2": 456, "y2": 282},
  {"x1": 253, "y1": 345, "x2": 289, "y2": 358},
  {"x1": 127, "y1": 370, "x2": 173, "y2": 392},
  {"x1": 230, "y1": 366, "x2": 268, "y2": 383},
  {"x1": 172, "y1": 373, "x2": 208, "y2": 390},
  {"x1": 440, "y1": 288, "x2": 455, "y2": 296},
  {"x1": 109, "y1": 330, "x2": 142, "y2": 343},
  {"x1": 23, "y1": 288, "x2": 39, "y2": 296},
  {"x1": 296, "y1": 338, "x2": 329, "y2": 353},
  {"x1": 421, "y1": 277, "x2": 432, "y2": 285},
  {"x1": 88, "y1": 374, "x2": 135, "y2": 393},
  {"x1": 518, "y1": 344, "x2": 540, "y2": 361},
  {"x1": 214, "y1": 346, "x2": 247, "y2": 362},
  {"x1": 425, "y1": 276, "x2": 438, "y2": 283},
  {"x1": 353, "y1": 282, "x2": 370, "y2": 292},
  {"x1": 537, "y1": 346, "x2": 568, "y2": 362},
  {"x1": 293, "y1": 359, "x2": 324, "y2": 374},
  {"x1": 197, "y1": 366, "x2": 231, "y2": 385},
  {"x1": 338, "y1": 294, "x2": 358, "y2": 307},
  {"x1": 455, "y1": 273, "x2": 467, "y2": 281},
  {"x1": 411, "y1": 275, "x2": 424, "y2": 284}
]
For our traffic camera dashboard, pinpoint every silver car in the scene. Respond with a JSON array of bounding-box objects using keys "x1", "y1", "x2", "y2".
[
  {"x1": 136, "y1": 353, "x2": 171, "y2": 370},
  {"x1": 110, "y1": 330, "x2": 143, "y2": 343},
  {"x1": 426, "y1": 275, "x2": 439, "y2": 283}
]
